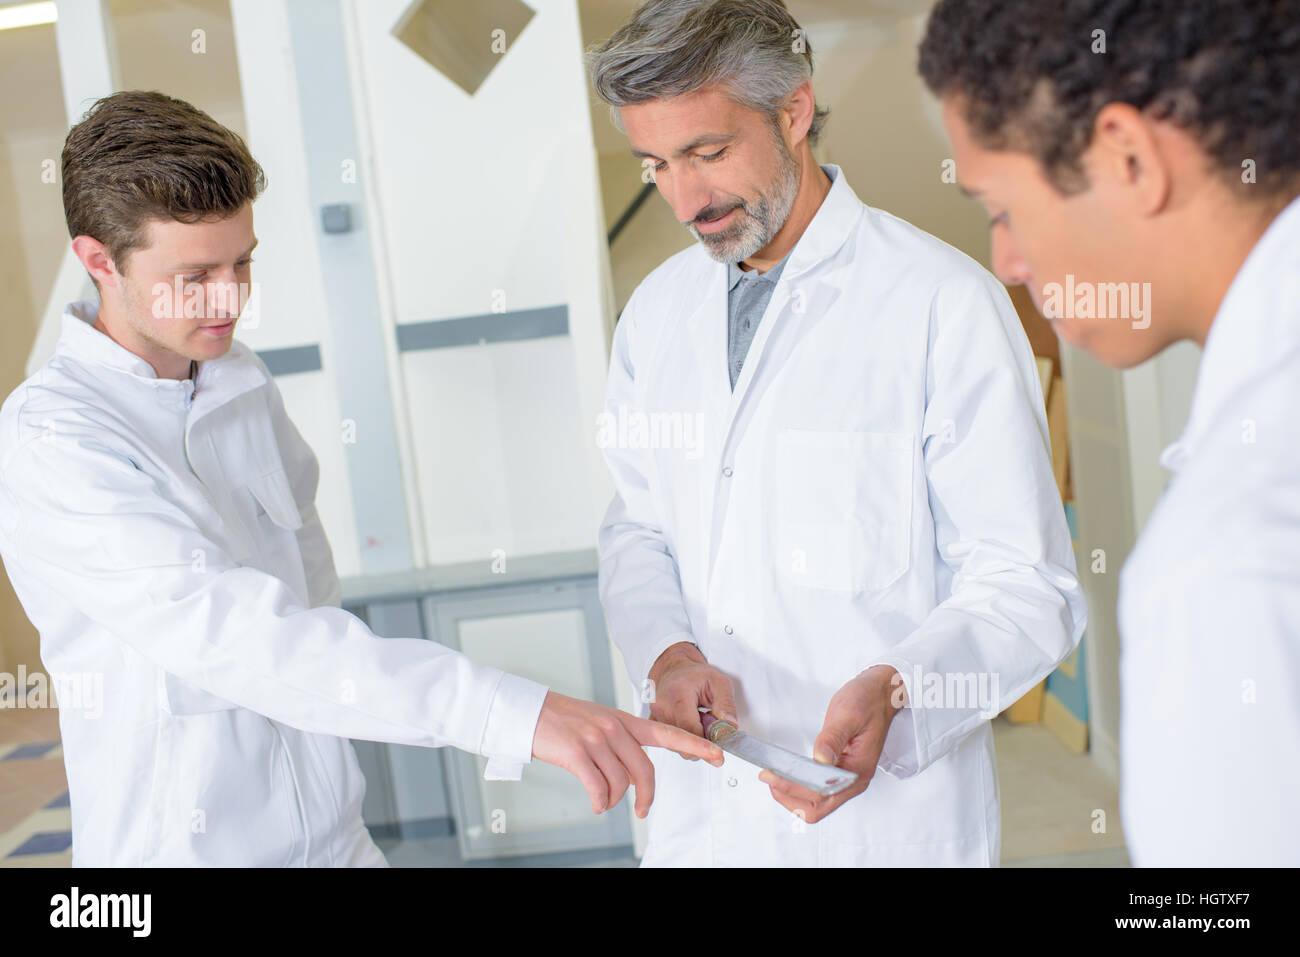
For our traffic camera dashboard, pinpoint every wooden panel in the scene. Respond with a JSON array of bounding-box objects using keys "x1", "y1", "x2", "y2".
[
  {"x1": 393, "y1": 0, "x2": 535, "y2": 95},
  {"x1": 1007, "y1": 283, "x2": 1060, "y2": 369}
]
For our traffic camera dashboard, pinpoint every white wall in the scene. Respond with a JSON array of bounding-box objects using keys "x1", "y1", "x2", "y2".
[
  {"x1": 348, "y1": 0, "x2": 615, "y2": 568},
  {"x1": 228, "y1": 0, "x2": 363, "y2": 576}
]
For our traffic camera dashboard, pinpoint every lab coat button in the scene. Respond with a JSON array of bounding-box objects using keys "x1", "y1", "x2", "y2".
[
  {"x1": 722, "y1": 466, "x2": 734, "y2": 477},
  {"x1": 723, "y1": 625, "x2": 734, "y2": 636},
  {"x1": 727, "y1": 777, "x2": 738, "y2": 788}
]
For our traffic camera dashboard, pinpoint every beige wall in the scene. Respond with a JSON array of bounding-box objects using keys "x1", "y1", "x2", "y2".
[
  {"x1": 813, "y1": 11, "x2": 990, "y2": 267},
  {"x1": 0, "y1": 20, "x2": 66, "y2": 675}
]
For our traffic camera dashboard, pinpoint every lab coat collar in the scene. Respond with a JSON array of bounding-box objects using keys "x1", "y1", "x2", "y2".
[
  {"x1": 779, "y1": 164, "x2": 863, "y2": 283},
  {"x1": 693, "y1": 164, "x2": 864, "y2": 416},
  {"x1": 705, "y1": 163, "x2": 861, "y2": 301},
  {"x1": 56, "y1": 300, "x2": 270, "y2": 418},
  {"x1": 59, "y1": 301, "x2": 161, "y2": 380},
  {"x1": 1160, "y1": 194, "x2": 1300, "y2": 473}
]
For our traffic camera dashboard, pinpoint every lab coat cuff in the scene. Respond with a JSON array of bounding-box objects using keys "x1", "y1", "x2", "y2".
[
  {"x1": 632, "y1": 631, "x2": 697, "y2": 720},
  {"x1": 863, "y1": 655, "x2": 925, "y2": 778},
  {"x1": 479, "y1": 671, "x2": 550, "y2": 782}
]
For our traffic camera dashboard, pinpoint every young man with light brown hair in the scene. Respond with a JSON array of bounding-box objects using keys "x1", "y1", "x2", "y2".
[{"x1": 0, "y1": 90, "x2": 720, "y2": 866}]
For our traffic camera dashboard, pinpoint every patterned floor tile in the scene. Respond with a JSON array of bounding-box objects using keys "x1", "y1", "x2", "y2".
[
  {"x1": 1, "y1": 742, "x2": 59, "y2": 762},
  {"x1": 8, "y1": 830, "x2": 72, "y2": 856}
]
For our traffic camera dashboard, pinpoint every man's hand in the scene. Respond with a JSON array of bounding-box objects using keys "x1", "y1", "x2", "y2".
[
  {"x1": 532, "y1": 690, "x2": 724, "y2": 819},
  {"x1": 759, "y1": 665, "x2": 907, "y2": 824},
  {"x1": 645, "y1": 641, "x2": 738, "y2": 755}
]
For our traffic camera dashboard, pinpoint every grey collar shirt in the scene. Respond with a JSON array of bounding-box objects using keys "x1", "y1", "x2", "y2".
[{"x1": 726, "y1": 248, "x2": 793, "y2": 390}]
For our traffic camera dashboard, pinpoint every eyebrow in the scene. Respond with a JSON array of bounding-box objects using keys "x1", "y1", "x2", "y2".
[
  {"x1": 172, "y1": 237, "x2": 259, "y2": 272},
  {"x1": 955, "y1": 183, "x2": 981, "y2": 199},
  {"x1": 631, "y1": 133, "x2": 733, "y2": 162}
]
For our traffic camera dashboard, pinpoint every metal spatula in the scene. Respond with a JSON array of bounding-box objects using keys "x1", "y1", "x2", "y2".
[{"x1": 699, "y1": 710, "x2": 858, "y2": 796}]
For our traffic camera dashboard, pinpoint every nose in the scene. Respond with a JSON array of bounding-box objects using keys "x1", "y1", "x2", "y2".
[
  {"x1": 660, "y1": 166, "x2": 715, "y2": 226},
  {"x1": 205, "y1": 268, "x2": 245, "y2": 319},
  {"x1": 991, "y1": 226, "x2": 1032, "y2": 287}
]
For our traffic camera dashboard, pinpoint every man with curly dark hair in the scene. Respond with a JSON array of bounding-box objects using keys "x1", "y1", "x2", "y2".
[{"x1": 920, "y1": 0, "x2": 1300, "y2": 865}]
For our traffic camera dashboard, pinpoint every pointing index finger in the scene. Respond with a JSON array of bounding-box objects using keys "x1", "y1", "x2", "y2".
[{"x1": 629, "y1": 715, "x2": 725, "y2": 765}]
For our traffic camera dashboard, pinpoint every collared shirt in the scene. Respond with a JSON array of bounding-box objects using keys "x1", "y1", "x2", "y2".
[
  {"x1": 726, "y1": 248, "x2": 792, "y2": 390},
  {"x1": 1117, "y1": 194, "x2": 1300, "y2": 865}
]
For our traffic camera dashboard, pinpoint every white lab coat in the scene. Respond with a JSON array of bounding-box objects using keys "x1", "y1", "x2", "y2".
[
  {"x1": 598, "y1": 165, "x2": 1086, "y2": 867},
  {"x1": 1118, "y1": 196, "x2": 1300, "y2": 866},
  {"x1": 0, "y1": 303, "x2": 549, "y2": 866}
]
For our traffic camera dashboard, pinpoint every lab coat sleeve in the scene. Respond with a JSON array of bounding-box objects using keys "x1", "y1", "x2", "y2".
[
  {"x1": 0, "y1": 428, "x2": 549, "y2": 780},
  {"x1": 597, "y1": 295, "x2": 697, "y2": 718},
  {"x1": 258, "y1": 360, "x2": 342, "y2": 610},
  {"x1": 868, "y1": 273, "x2": 1086, "y2": 777},
  {"x1": 254, "y1": 368, "x2": 531, "y2": 780}
]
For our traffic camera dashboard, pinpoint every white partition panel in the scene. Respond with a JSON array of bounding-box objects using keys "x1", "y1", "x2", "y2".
[
  {"x1": 346, "y1": 0, "x2": 615, "y2": 566},
  {"x1": 461, "y1": 609, "x2": 593, "y2": 833},
  {"x1": 430, "y1": 581, "x2": 631, "y2": 859},
  {"x1": 273, "y1": 372, "x2": 361, "y2": 578},
  {"x1": 401, "y1": 338, "x2": 597, "y2": 563},
  {"x1": 230, "y1": 0, "x2": 364, "y2": 576}
]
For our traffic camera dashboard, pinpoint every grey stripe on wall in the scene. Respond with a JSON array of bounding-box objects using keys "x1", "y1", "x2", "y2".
[
  {"x1": 396, "y1": 305, "x2": 569, "y2": 352},
  {"x1": 252, "y1": 306, "x2": 570, "y2": 375},
  {"x1": 256, "y1": 344, "x2": 323, "y2": 376}
]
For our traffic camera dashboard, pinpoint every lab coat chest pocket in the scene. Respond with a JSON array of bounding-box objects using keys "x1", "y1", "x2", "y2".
[
  {"x1": 247, "y1": 468, "x2": 303, "y2": 534},
  {"x1": 245, "y1": 467, "x2": 311, "y2": 603},
  {"x1": 773, "y1": 430, "x2": 913, "y2": 592}
]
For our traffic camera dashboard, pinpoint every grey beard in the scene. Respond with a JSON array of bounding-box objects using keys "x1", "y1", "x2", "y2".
[{"x1": 689, "y1": 152, "x2": 802, "y2": 264}]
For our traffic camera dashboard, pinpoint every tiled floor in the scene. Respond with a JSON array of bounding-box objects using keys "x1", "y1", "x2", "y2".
[
  {"x1": 0, "y1": 685, "x2": 72, "y2": 867},
  {"x1": 1, "y1": 698, "x2": 1126, "y2": 867},
  {"x1": 995, "y1": 716, "x2": 1130, "y2": 867},
  {"x1": 375, "y1": 836, "x2": 639, "y2": 868}
]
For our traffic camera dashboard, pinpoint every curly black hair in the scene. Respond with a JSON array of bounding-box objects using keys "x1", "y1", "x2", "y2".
[{"x1": 919, "y1": 0, "x2": 1300, "y2": 198}]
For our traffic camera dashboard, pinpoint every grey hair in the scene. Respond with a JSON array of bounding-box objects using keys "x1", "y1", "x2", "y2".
[{"x1": 587, "y1": 0, "x2": 830, "y2": 146}]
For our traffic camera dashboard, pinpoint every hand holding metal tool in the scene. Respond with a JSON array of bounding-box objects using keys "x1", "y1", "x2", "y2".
[{"x1": 699, "y1": 708, "x2": 858, "y2": 797}]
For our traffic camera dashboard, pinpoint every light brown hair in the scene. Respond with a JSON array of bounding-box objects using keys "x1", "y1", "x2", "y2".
[{"x1": 62, "y1": 90, "x2": 266, "y2": 274}]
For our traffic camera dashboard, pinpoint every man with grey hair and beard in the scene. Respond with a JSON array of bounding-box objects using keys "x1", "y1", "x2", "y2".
[{"x1": 589, "y1": 0, "x2": 1086, "y2": 867}]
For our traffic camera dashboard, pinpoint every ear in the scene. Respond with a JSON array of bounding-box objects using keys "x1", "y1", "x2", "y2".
[
  {"x1": 71, "y1": 235, "x2": 122, "y2": 289},
  {"x1": 1089, "y1": 102, "x2": 1171, "y2": 216},
  {"x1": 782, "y1": 79, "x2": 817, "y2": 147}
]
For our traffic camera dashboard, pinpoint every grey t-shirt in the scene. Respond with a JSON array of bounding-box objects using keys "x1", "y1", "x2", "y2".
[{"x1": 726, "y1": 250, "x2": 792, "y2": 390}]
